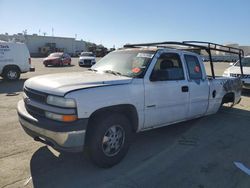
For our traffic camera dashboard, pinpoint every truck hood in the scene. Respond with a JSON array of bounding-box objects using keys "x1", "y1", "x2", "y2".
[
  {"x1": 24, "y1": 71, "x2": 133, "y2": 96},
  {"x1": 227, "y1": 66, "x2": 250, "y2": 75}
]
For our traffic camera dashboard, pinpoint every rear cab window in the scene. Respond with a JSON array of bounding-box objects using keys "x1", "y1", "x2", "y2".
[{"x1": 184, "y1": 54, "x2": 203, "y2": 80}]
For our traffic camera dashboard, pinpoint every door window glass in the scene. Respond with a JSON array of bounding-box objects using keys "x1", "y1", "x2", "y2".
[
  {"x1": 184, "y1": 55, "x2": 202, "y2": 80},
  {"x1": 151, "y1": 53, "x2": 184, "y2": 81}
]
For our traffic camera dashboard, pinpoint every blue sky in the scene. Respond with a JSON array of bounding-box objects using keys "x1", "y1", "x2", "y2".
[{"x1": 0, "y1": 0, "x2": 249, "y2": 48}]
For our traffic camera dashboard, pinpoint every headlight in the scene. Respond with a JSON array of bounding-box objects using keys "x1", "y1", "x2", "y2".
[
  {"x1": 223, "y1": 69, "x2": 229, "y2": 77},
  {"x1": 45, "y1": 111, "x2": 77, "y2": 122},
  {"x1": 46, "y1": 95, "x2": 76, "y2": 108}
]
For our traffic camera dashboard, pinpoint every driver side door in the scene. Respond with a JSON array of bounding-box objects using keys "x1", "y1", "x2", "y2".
[{"x1": 144, "y1": 52, "x2": 189, "y2": 128}]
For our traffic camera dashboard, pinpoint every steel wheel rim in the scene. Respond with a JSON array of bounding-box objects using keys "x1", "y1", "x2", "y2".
[
  {"x1": 7, "y1": 70, "x2": 17, "y2": 79},
  {"x1": 102, "y1": 125, "x2": 125, "y2": 157}
]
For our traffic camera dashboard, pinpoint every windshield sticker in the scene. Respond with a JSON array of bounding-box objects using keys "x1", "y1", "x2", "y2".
[
  {"x1": 137, "y1": 53, "x2": 154, "y2": 59},
  {"x1": 132, "y1": 67, "x2": 141, "y2": 73},
  {"x1": 194, "y1": 66, "x2": 200, "y2": 73}
]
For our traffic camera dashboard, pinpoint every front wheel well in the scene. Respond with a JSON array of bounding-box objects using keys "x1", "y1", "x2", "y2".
[{"x1": 87, "y1": 104, "x2": 139, "y2": 133}]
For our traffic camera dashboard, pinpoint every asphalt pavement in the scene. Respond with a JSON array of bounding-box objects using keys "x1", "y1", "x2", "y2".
[{"x1": 0, "y1": 58, "x2": 250, "y2": 188}]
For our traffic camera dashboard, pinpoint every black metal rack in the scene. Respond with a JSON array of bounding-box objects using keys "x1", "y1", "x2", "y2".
[{"x1": 124, "y1": 41, "x2": 244, "y2": 78}]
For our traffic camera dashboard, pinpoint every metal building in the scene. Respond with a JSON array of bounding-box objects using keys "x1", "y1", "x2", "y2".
[{"x1": 0, "y1": 33, "x2": 87, "y2": 57}]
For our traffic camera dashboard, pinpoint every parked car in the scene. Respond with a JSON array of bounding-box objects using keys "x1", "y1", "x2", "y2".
[
  {"x1": 0, "y1": 40, "x2": 34, "y2": 81},
  {"x1": 223, "y1": 56, "x2": 250, "y2": 89},
  {"x1": 18, "y1": 41, "x2": 242, "y2": 168},
  {"x1": 78, "y1": 52, "x2": 96, "y2": 67},
  {"x1": 43, "y1": 52, "x2": 71, "y2": 67}
]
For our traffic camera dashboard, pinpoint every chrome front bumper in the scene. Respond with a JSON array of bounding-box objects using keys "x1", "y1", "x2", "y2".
[{"x1": 17, "y1": 100, "x2": 87, "y2": 152}]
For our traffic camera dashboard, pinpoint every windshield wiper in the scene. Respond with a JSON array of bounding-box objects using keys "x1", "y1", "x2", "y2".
[{"x1": 104, "y1": 70, "x2": 122, "y2": 76}]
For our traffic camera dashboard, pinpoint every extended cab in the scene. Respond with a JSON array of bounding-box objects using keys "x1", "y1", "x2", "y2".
[
  {"x1": 0, "y1": 40, "x2": 35, "y2": 80},
  {"x1": 17, "y1": 42, "x2": 242, "y2": 167}
]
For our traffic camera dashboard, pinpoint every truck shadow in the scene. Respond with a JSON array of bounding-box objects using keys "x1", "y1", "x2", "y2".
[
  {"x1": 0, "y1": 79, "x2": 26, "y2": 95},
  {"x1": 29, "y1": 119, "x2": 195, "y2": 188},
  {"x1": 29, "y1": 106, "x2": 250, "y2": 188}
]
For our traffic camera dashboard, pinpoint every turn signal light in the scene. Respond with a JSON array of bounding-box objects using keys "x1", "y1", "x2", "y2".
[{"x1": 62, "y1": 115, "x2": 78, "y2": 122}]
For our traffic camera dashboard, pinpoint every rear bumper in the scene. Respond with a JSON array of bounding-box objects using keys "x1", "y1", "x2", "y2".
[{"x1": 17, "y1": 100, "x2": 88, "y2": 152}]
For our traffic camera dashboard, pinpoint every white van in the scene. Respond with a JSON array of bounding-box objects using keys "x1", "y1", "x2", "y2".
[{"x1": 0, "y1": 41, "x2": 35, "y2": 81}]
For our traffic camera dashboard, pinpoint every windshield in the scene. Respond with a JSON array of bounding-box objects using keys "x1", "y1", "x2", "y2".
[
  {"x1": 81, "y1": 52, "x2": 94, "y2": 57},
  {"x1": 235, "y1": 57, "x2": 250, "y2": 67},
  {"x1": 91, "y1": 50, "x2": 155, "y2": 78},
  {"x1": 49, "y1": 53, "x2": 63, "y2": 57}
]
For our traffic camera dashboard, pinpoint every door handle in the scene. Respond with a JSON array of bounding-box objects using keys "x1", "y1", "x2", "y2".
[{"x1": 182, "y1": 86, "x2": 189, "y2": 92}]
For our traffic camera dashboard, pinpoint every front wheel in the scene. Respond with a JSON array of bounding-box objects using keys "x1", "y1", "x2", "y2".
[{"x1": 87, "y1": 113, "x2": 132, "y2": 168}]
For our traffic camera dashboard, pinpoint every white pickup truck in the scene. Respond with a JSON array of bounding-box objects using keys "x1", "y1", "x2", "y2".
[
  {"x1": 223, "y1": 56, "x2": 250, "y2": 89},
  {"x1": 17, "y1": 41, "x2": 243, "y2": 167}
]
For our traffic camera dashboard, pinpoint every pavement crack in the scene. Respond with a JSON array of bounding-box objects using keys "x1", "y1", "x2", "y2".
[
  {"x1": 0, "y1": 149, "x2": 29, "y2": 160},
  {"x1": 1, "y1": 177, "x2": 28, "y2": 188}
]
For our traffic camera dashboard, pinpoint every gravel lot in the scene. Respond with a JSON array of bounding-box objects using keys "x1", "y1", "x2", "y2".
[{"x1": 0, "y1": 58, "x2": 250, "y2": 188}]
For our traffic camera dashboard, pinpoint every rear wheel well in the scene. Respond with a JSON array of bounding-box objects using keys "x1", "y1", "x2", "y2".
[
  {"x1": 222, "y1": 92, "x2": 235, "y2": 104},
  {"x1": 3, "y1": 65, "x2": 21, "y2": 73},
  {"x1": 87, "y1": 104, "x2": 139, "y2": 133}
]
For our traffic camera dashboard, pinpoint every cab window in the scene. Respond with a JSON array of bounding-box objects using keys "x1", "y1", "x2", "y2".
[
  {"x1": 184, "y1": 55, "x2": 202, "y2": 80},
  {"x1": 150, "y1": 53, "x2": 184, "y2": 81}
]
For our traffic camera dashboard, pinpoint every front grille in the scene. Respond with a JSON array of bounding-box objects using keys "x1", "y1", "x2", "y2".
[
  {"x1": 230, "y1": 73, "x2": 250, "y2": 78},
  {"x1": 24, "y1": 87, "x2": 47, "y2": 103},
  {"x1": 84, "y1": 59, "x2": 92, "y2": 65},
  {"x1": 25, "y1": 103, "x2": 45, "y2": 117}
]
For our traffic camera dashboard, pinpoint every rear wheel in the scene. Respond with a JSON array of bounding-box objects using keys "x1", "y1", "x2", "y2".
[
  {"x1": 3, "y1": 67, "x2": 20, "y2": 81},
  {"x1": 87, "y1": 113, "x2": 132, "y2": 168}
]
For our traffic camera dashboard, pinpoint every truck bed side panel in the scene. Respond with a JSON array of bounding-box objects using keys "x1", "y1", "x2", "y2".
[{"x1": 206, "y1": 77, "x2": 241, "y2": 115}]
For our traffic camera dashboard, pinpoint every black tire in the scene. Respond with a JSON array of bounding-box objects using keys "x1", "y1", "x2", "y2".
[
  {"x1": 87, "y1": 113, "x2": 132, "y2": 168},
  {"x1": 45, "y1": 64, "x2": 48, "y2": 67},
  {"x1": 3, "y1": 67, "x2": 20, "y2": 81}
]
